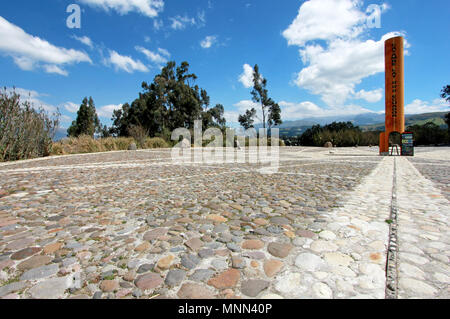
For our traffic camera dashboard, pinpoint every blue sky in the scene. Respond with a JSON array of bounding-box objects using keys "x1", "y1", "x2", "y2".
[{"x1": 1, "y1": 0, "x2": 449, "y2": 129}]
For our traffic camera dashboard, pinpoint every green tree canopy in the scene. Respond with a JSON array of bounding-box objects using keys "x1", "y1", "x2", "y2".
[
  {"x1": 238, "y1": 64, "x2": 282, "y2": 131},
  {"x1": 68, "y1": 97, "x2": 101, "y2": 137},
  {"x1": 111, "y1": 61, "x2": 226, "y2": 139}
]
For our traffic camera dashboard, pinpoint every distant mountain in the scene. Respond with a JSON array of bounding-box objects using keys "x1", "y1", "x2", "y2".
[
  {"x1": 54, "y1": 127, "x2": 68, "y2": 141},
  {"x1": 270, "y1": 111, "x2": 448, "y2": 137},
  {"x1": 361, "y1": 111, "x2": 448, "y2": 132}
]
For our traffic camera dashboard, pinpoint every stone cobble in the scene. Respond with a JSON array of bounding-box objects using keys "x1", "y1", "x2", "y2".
[{"x1": 0, "y1": 147, "x2": 448, "y2": 299}]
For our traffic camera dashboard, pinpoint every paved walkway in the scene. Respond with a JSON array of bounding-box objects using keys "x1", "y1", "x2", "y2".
[
  {"x1": 396, "y1": 157, "x2": 449, "y2": 299},
  {"x1": 0, "y1": 147, "x2": 448, "y2": 299}
]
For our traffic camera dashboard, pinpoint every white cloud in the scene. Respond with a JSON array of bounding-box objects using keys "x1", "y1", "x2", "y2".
[
  {"x1": 43, "y1": 64, "x2": 69, "y2": 76},
  {"x1": 135, "y1": 46, "x2": 169, "y2": 64},
  {"x1": 279, "y1": 101, "x2": 373, "y2": 120},
  {"x1": 238, "y1": 64, "x2": 263, "y2": 88},
  {"x1": 62, "y1": 102, "x2": 80, "y2": 113},
  {"x1": 153, "y1": 19, "x2": 163, "y2": 30},
  {"x1": 282, "y1": 0, "x2": 407, "y2": 107},
  {"x1": 169, "y1": 11, "x2": 205, "y2": 30},
  {"x1": 78, "y1": 0, "x2": 164, "y2": 18},
  {"x1": 225, "y1": 99, "x2": 377, "y2": 125},
  {"x1": 170, "y1": 15, "x2": 196, "y2": 30},
  {"x1": 353, "y1": 88, "x2": 383, "y2": 103},
  {"x1": 4, "y1": 87, "x2": 57, "y2": 113},
  {"x1": 200, "y1": 35, "x2": 217, "y2": 49},
  {"x1": 60, "y1": 114, "x2": 74, "y2": 123},
  {"x1": 0, "y1": 16, "x2": 91, "y2": 75},
  {"x1": 97, "y1": 104, "x2": 123, "y2": 118},
  {"x1": 405, "y1": 99, "x2": 449, "y2": 114},
  {"x1": 107, "y1": 50, "x2": 149, "y2": 73},
  {"x1": 72, "y1": 35, "x2": 94, "y2": 48},
  {"x1": 282, "y1": 0, "x2": 366, "y2": 47}
]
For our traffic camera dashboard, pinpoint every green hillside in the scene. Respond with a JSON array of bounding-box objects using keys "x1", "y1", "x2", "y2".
[{"x1": 361, "y1": 112, "x2": 448, "y2": 132}]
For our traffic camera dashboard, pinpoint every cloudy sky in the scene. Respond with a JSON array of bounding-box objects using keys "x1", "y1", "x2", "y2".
[{"x1": 1, "y1": 0, "x2": 449, "y2": 129}]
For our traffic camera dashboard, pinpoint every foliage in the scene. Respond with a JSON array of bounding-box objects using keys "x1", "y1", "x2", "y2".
[
  {"x1": 111, "y1": 61, "x2": 226, "y2": 140},
  {"x1": 67, "y1": 97, "x2": 101, "y2": 137},
  {"x1": 51, "y1": 135, "x2": 169, "y2": 155},
  {"x1": 406, "y1": 122, "x2": 448, "y2": 145},
  {"x1": 238, "y1": 64, "x2": 282, "y2": 130},
  {"x1": 128, "y1": 125, "x2": 149, "y2": 148},
  {"x1": 282, "y1": 122, "x2": 380, "y2": 147},
  {"x1": 440, "y1": 85, "x2": 450, "y2": 103},
  {"x1": 0, "y1": 88, "x2": 60, "y2": 161},
  {"x1": 238, "y1": 108, "x2": 257, "y2": 130}
]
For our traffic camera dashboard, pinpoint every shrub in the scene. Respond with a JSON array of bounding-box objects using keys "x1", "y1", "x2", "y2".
[
  {"x1": 142, "y1": 137, "x2": 169, "y2": 149},
  {"x1": 0, "y1": 88, "x2": 59, "y2": 162},
  {"x1": 128, "y1": 125, "x2": 149, "y2": 148}
]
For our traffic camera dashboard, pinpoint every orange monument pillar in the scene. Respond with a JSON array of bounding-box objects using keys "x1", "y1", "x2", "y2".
[{"x1": 380, "y1": 36, "x2": 405, "y2": 155}]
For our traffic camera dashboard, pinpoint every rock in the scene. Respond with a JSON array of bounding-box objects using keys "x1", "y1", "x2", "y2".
[
  {"x1": 324, "y1": 142, "x2": 333, "y2": 148},
  {"x1": 206, "y1": 215, "x2": 228, "y2": 223},
  {"x1": 17, "y1": 255, "x2": 52, "y2": 271},
  {"x1": 29, "y1": 277, "x2": 69, "y2": 299},
  {"x1": 10, "y1": 247, "x2": 41, "y2": 260},
  {"x1": 296, "y1": 229, "x2": 317, "y2": 239},
  {"x1": 295, "y1": 253, "x2": 325, "y2": 272},
  {"x1": 267, "y1": 242, "x2": 293, "y2": 258},
  {"x1": 93, "y1": 291, "x2": 103, "y2": 299},
  {"x1": 264, "y1": 259, "x2": 283, "y2": 277},
  {"x1": 243, "y1": 251, "x2": 266, "y2": 260},
  {"x1": 254, "y1": 218, "x2": 269, "y2": 226},
  {"x1": 198, "y1": 249, "x2": 214, "y2": 258},
  {"x1": 208, "y1": 269, "x2": 240, "y2": 289},
  {"x1": 241, "y1": 280, "x2": 270, "y2": 297},
  {"x1": 324, "y1": 252, "x2": 353, "y2": 267},
  {"x1": 270, "y1": 217, "x2": 290, "y2": 225},
  {"x1": 211, "y1": 259, "x2": 228, "y2": 271},
  {"x1": 177, "y1": 283, "x2": 214, "y2": 299},
  {"x1": 43, "y1": 242, "x2": 63, "y2": 254},
  {"x1": 181, "y1": 254, "x2": 201, "y2": 269},
  {"x1": 137, "y1": 263, "x2": 154, "y2": 274},
  {"x1": 128, "y1": 143, "x2": 137, "y2": 151},
  {"x1": 185, "y1": 238, "x2": 204, "y2": 251},
  {"x1": 231, "y1": 256, "x2": 246, "y2": 269},
  {"x1": 134, "y1": 242, "x2": 151, "y2": 252},
  {"x1": 100, "y1": 280, "x2": 119, "y2": 292},
  {"x1": 319, "y1": 230, "x2": 336, "y2": 240},
  {"x1": 399, "y1": 278, "x2": 437, "y2": 296},
  {"x1": 20, "y1": 264, "x2": 59, "y2": 281},
  {"x1": 134, "y1": 273, "x2": 164, "y2": 291},
  {"x1": 274, "y1": 273, "x2": 303, "y2": 295},
  {"x1": 242, "y1": 240, "x2": 264, "y2": 250},
  {"x1": 310, "y1": 240, "x2": 338, "y2": 253},
  {"x1": 312, "y1": 282, "x2": 333, "y2": 299},
  {"x1": 165, "y1": 269, "x2": 186, "y2": 287},
  {"x1": 157, "y1": 255, "x2": 174, "y2": 270},
  {"x1": 0, "y1": 282, "x2": 27, "y2": 298},
  {"x1": 143, "y1": 228, "x2": 168, "y2": 241},
  {"x1": 226, "y1": 243, "x2": 241, "y2": 252},
  {"x1": 5, "y1": 238, "x2": 34, "y2": 251},
  {"x1": 123, "y1": 271, "x2": 136, "y2": 282},
  {"x1": 190, "y1": 269, "x2": 215, "y2": 282}
]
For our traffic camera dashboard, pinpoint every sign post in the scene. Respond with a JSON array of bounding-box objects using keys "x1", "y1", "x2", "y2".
[{"x1": 401, "y1": 132, "x2": 414, "y2": 156}]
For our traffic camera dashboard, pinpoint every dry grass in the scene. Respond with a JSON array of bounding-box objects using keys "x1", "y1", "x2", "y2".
[{"x1": 50, "y1": 135, "x2": 170, "y2": 156}]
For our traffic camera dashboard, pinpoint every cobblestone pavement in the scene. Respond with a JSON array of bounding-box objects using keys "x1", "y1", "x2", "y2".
[{"x1": 0, "y1": 147, "x2": 448, "y2": 299}]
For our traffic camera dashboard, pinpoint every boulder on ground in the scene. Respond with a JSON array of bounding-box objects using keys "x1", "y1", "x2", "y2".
[
  {"x1": 128, "y1": 143, "x2": 137, "y2": 151},
  {"x1": 324, "y1": 142, "x2": 333, "y2": 148}
]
